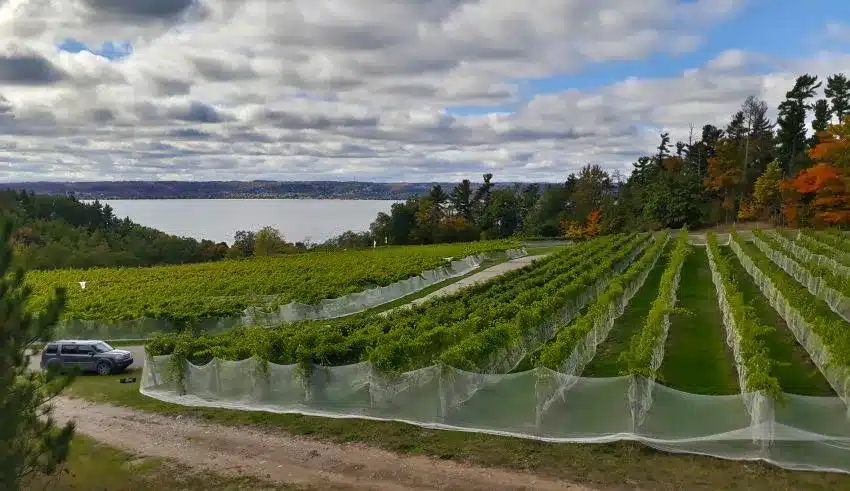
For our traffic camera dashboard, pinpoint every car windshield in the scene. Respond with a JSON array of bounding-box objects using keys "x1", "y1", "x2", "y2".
[{"x1": 93, "y1": 342, "x2": 113, "y2": 353}]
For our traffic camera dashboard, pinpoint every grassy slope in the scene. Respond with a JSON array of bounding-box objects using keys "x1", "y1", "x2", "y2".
[
  {"x1": 722, "y1": 246, "x2": 836, "y2": 396},
  {"x1": 659, "y1": 247, "x2": 739, "y2": 395},
  {"x1": 581, "y1": 242, "x2": 671, "y2": 377},
  {"x1": 25, "y1": 435, "x2": 293, "y2": 491},
  {"x1": 63, "y1": 372, "x2": 850, "y2": 490}
]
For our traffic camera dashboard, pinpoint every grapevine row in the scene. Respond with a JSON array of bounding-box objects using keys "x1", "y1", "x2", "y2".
[
  {"x1": 437, "y1": 233, "x2": 651, "y2": 373},
  {"x1": 147, "y1": 235, "x2": 626, "y2": 368},
  {"x1": 788, "y1": 230, "x2": 850, "y2": 269},
  {"x1": 366, "y1": 235, "x2": 641, "y2": 373},
  {"x1": 774, "y1": 229, "x2": 850, "y2": 278},
  {"x1": 26, "y1": 239, "x2": 519, "y2": 323},
  {"x1": 752, "y1": 229, "x2": 850, "y2": 322},
  {"x1": 619, "y1": 230, "x2": 690, "y2": 378},
  {"x1": 537, "y1": 232, "x2": 669, "y2": 373},
  {"x1": 729, "y1": 232, "x2": 850, "y2": 403},
  {"x1": 805, "y1": 229, "x2": 850, "y2": 255},
  {"x1": 705, "y1": 233, "x2": 781, "y2": 398}
]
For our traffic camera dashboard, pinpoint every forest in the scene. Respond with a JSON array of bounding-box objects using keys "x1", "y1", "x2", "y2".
[
  {"x1": 350, "y1": 72, "x2": 850, "y2": 247},
  {"x1": 0, "y1": 190, "x2": 230, "y2": 269}
]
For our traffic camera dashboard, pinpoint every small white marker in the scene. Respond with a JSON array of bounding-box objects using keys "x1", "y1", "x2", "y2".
[{"x1": 79, "y1": 281, "x2": 87, "y2": 289}]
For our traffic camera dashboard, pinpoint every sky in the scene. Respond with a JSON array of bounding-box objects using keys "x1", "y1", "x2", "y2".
[{"x1": 0, "y1": 0, "x2": 849, "y2": 183}]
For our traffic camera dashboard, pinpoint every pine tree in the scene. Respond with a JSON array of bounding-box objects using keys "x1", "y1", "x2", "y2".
[
  {"x1": 810, "y1": 99, "x2": 832, "y2": 146},
  {"x1": 825, "y1": 73, "x2": 850, "y2": 123},
  {"x1": 448, "y1": 180, "x2": 473, "y2": 221},
  {"x1": 0, "y1": 220, "x2": 75, "y2": 491},
  {"x1": 777, "y1": 74, "x2": 821, "y2": 174}
]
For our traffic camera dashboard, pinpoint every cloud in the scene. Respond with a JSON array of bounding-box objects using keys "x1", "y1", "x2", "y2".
[{"x1": 0, "y1": 0, "x2": 848, "y2": 182}]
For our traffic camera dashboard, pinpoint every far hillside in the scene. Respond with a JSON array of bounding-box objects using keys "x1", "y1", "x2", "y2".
[{"x1": 0, "y1": 189, "x2": 230, "y2": 270}]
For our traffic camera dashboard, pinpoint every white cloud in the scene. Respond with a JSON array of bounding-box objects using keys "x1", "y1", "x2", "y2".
[{"x1": 0, "y1": 0, "x2": 847, "y2": 182}]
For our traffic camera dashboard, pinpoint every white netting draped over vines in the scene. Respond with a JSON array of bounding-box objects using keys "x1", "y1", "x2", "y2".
[
  {"x1": 706, "y1": 242, "x2": 774, "y2": 443},
  {"x1": 749, "y1": 233, "x2": 850, "y2": 323},
  {"x1": 142, "y1": 351, "x2": 850, "y2": 473},
  {"x1": 729, "y1": 239, "x2": 850, "y2": 412},
  {"x1": 771, "y1": 231, "x2": 850, "y2": 278},
  {"x1": 269, "y1": 250, "x2": 529, "y2": 323}
]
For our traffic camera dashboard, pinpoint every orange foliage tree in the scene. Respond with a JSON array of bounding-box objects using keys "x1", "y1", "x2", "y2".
[
  {"x1": 782, "y1": 116, "x2": 850, "y2": 227},
  {"x1": 561, "y1": 210, "x2": 602, "y2": 239},
  {"x1": 705, "y1": 139, "x2": 744, "y2": 222}
]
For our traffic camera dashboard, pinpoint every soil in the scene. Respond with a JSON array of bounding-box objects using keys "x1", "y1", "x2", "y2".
[{"x1": 53, "y1": 397, "x2": 594, "y2": 491}]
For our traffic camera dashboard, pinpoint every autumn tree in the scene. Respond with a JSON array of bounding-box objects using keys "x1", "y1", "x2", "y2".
[
  {"x1": 753, "y1": 161, "x2": 784, "y2": 224},
  {"x1": 706, "y1": 137, "x2": 745, "y2": 222},
  {"x1": 784, "y1": 164, "x2": 850, "y2": 226},
  {"x1": 798, "y1": 115, "x2": 850, "y2": 226}
]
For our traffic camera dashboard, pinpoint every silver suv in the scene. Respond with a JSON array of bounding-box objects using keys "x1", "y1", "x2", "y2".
[{"x1": 40, "y1": 340, "x2": 134, "y2": 375}]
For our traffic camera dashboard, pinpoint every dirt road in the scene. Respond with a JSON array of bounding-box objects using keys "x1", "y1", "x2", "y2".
[
  {"x1": 382, "y1": 254, "x2": 547, "y2": 315},
  {"x1": 53, "y1": 397, "x2": 590, "y2": 491}
]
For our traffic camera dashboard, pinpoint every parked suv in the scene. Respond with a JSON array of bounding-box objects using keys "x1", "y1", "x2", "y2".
[{"x1": 41, "y1": 340, "x2": 134, "y2": 375}]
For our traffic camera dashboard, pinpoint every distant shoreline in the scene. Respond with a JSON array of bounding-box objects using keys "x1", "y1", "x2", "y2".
[{"x1": 3, "y1": 180, "x2": 559, "y2": 201}]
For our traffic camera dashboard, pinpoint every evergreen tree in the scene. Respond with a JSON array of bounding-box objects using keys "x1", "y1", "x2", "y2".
[
  {"x1": 776, "y1": 74, "x2": 820, "y2": 174},
  {"x1": 810, "y1": 99, "x2": 832, "y2": 147},
  {"x1": 448, "y1": 180, "x2": 473, "y2": 221},
  {"x1": 0, "y1": 220, "x2": 75, "y2": 491},
  {"x1": 825, "y1": 73, "x2": 850, "y2": 123}
]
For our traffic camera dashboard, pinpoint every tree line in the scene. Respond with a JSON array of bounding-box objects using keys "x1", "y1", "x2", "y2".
[
  {"x1": 0, "y1": 190, "x2": 232, "y2": 269},
  {"x1": 330, "y1": 72, "x2": 849, "y2": 248}
]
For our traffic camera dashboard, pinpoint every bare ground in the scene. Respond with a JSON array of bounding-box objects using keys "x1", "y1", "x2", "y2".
[{"x1": 53, "y1": 397, "x2": 593, "y2": 491}]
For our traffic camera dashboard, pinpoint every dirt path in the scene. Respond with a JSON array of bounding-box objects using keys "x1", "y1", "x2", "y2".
[
  {"x1": 382, "y1": 254, "x2": 547, "y2": 315},
  {"x1": 53, "y1": 397, "x2": 592, "y2": 491}
]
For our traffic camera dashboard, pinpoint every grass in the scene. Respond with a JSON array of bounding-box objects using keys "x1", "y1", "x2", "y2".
[
  {"x1": 23, "y1": 435, "x2": 293, "y2": 491},
  {"x1": 581, "y1": 242, "x2": 672, "y2": 377},
  {"x1": 659, "y1": 247, "x2": 739, "y2": 395},
  {"x1": 64, "y1": 371, "x2": 850, "y2": 490},
  {"x1": 722, "y1": 246, "x2": 836, "y2": 396}
]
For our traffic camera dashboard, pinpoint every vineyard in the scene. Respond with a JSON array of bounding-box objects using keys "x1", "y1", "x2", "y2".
[
  {"x1": 24, "y1": 240, "x2": 519, "y2": 327},
  {"x1": 140, "y1": 228, "x2": 850, "y2": 473}
]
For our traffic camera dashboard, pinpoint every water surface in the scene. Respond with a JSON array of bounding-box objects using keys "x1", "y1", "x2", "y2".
[{"x1": 95, "y1": 199, "x2": 398, "y2": 244}]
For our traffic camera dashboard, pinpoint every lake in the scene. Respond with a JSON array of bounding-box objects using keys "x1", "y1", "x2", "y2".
[{"x1": 95, "y1": 199, "x2": 400, "y2": 244}]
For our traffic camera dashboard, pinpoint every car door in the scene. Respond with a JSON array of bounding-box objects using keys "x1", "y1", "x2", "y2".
[
  {"x1": 59, "y1": 344, "x2": 81, "y2": 371},
  {"x1": 75, "y1": 344, "x2": 97, "y2": 371}
]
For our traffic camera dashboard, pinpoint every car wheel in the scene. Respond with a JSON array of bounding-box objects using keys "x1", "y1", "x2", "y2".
[{"x1": 96, "y1": 361, "x2": 112, "y2": 376}]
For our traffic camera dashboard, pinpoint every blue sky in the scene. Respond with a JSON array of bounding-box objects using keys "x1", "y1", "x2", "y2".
[{"x1": 452, "y1": 0, "x2": 850, "y2": 115}]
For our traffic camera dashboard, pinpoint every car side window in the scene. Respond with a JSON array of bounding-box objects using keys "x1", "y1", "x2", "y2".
[
  {"x1": 44, "y1": 344, "x2": 58, "y2": 355},
  {"x1": 77, "y1": 345, "x2": 94, "y2": 355},
  {"x1": 61, "y1": 345, "x2": 77, "y2": 355}
]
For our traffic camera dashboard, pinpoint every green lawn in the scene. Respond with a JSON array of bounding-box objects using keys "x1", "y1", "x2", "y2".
[
  {"x1": 582, "y1": 242, "x2": 672, "y2": 377},
  {"x1": 659, "y1": 247, "x2": 739, "y2": 395},
  {"x1": 722, "y1": 246, "x2": 836, "y2": 396},
  {"x1": 24, "y1": 435, "x2": 292, "y2": 491},
  {"x1": 63, "y1": 371, "x2": 850, "y2": 491}
]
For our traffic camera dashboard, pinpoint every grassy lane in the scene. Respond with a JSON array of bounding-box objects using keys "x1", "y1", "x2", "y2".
[
  {"x1": 26, "y1": 435, "x2": 291, "y2": 491},
  {"x1": 581, "y1": 242, "x2": 671, "y2": 377},
  {"x1": 722, "y1": 246, "x2": 836, "y2": 396},
  {"x1": 659, "y1": 247, "x2": 739, "y2": 395},
  {"x1": 64, "y1": 372, "x2": 850, "y2": 490}
]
